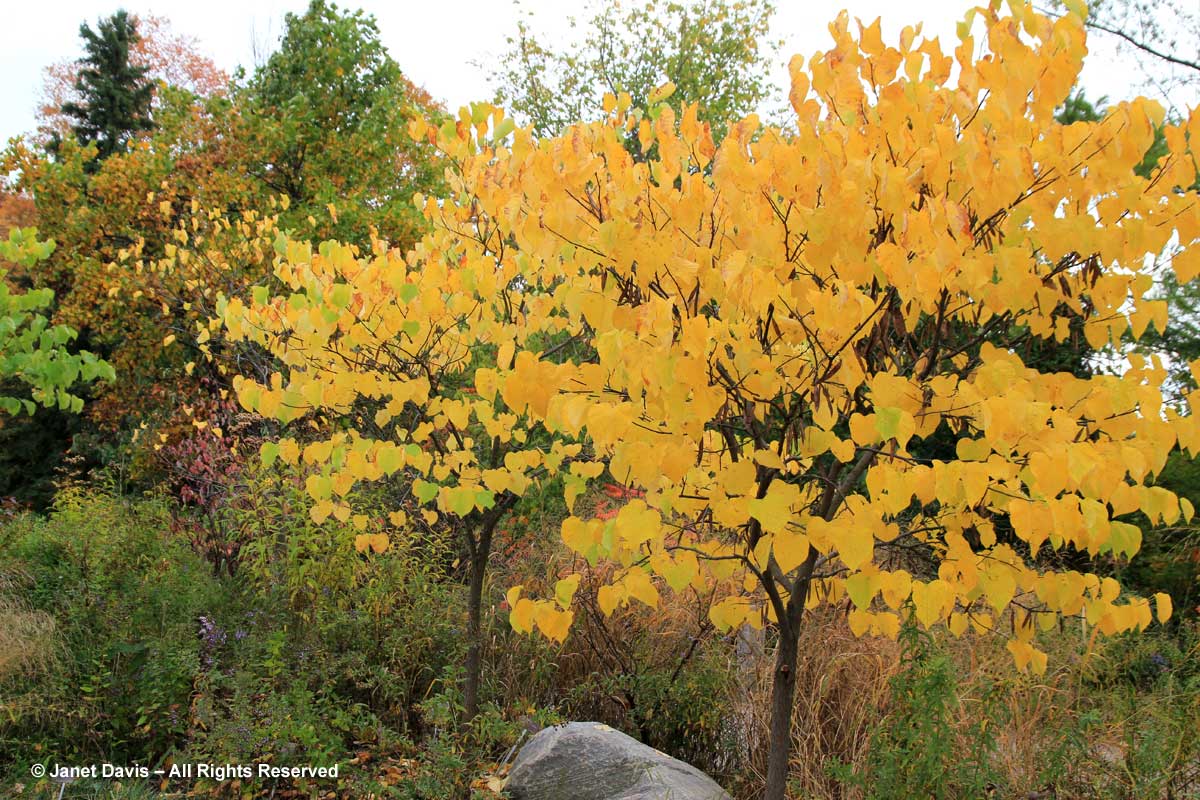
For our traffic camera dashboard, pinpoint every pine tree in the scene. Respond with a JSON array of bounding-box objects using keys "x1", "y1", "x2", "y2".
[{"x1": 60, "y1": 10, "x2": 155, "y2": 162}]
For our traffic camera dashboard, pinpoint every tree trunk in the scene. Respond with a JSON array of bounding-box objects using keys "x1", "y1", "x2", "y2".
[
  {"x1": 761, "y1": 451, "x2": 870, "y2": 799},
  {"x1": 463, "y1": 546, "x2": 487, "y2": 723},
  {"x1": 461, "y1": 501, "x2": 506, "y2": 727},
  {"x1": 763, "y1": 609, "x2": 800, "y2": 800}
]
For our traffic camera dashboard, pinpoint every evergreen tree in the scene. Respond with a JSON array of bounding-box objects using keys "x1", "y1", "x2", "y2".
[{"x1": 60, "y1": 10, "x2": 155, "y2": 162}]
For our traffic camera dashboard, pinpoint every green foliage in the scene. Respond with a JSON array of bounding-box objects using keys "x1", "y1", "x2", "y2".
[
  {"x1": 59, "y1": 10, "x2": 155, "y2": 163},
  {"x1": 0, "y1": 228, "x2": 114, "y2": 416},
  {"x1": 233, "y1": 464, "x2": 464, "y2": 728},
  {"x1": 174, "y1": 463, "x2": 466, "y2": 778},
  {"x1": 235, "y1": 0, "x2": 444, "y2": 246},
  {"x1": 831, "y1": 624, "x2": 1001, "y2": 800},
  {"x1": 386, "y1": 675, "x2": 557, "y2": 799},
  {"x1": 189, "y1": 667, "x2": 368, "y2": 772},
  {"x1": 562, "y1": 638, "x2": 737, "y2": 773},
  {"x1": 0, "y1": 487, "x2": 222, "y2": 766},
  {"x1": 1056, "y1": 88, "x2": 1106, "y2": 124},
  {"x1": 493, "y1": 0, "x2": 778, "y2": 144},
  {"x1": 0, "y1": 403, "x2": 81, "y2": 510},
  {"x1": 1136, "y1": 272, "x2": 1200, "y2": 404}
]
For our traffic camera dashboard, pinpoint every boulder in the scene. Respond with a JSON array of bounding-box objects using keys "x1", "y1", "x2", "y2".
[{"x1": 504, "y1": 721, "x2": 731, "y2": 800}]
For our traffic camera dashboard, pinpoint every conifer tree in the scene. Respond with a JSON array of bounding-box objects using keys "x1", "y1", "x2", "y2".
[{"x1": 60, "y1": 10, "x2": 155, "y2": 161}]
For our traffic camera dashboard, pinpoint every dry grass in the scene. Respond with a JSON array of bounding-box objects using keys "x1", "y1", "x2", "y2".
[
  {"x1": 0, "y1": 569, "x2": 59, "y2": 682},
  {"x1": 728, "y1": 607, "x2": 903, "y2": 799}
]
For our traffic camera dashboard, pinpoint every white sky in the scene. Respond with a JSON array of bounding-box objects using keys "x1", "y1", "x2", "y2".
[{"x1": 0, "y1": 0, "x2": 1192, "y2": 146}]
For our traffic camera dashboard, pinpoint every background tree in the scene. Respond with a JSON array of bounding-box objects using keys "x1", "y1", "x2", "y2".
[
  {"x1": 58, "y1": 10, "x2": 155, "y2": 163},
  {"x1": 38, "y1": 14, "x2": 228, "y2": 145},
  {"x1": 491, "y1": 0, "x2": 779, "y2": 145},
  {"x1": 0, "y1": 1, "x2": 445, "y2": 494},
  {"x1": 1047, "y1": 0, "x2": 1197, "y2": 117},
  {"x1": 0, "y1": 192, "x2": 37, "y2": 242},
  {"x1": 1092, "y1": 1, "x2": 1198, "y2": 77},
  {"x1": 233, "y1": 0, "x2": 444, "y2": 247}
]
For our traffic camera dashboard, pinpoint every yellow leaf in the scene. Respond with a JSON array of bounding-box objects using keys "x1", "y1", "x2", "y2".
[
  {"x1": 648, "y1": 80, "x2": 676, "y2": 104},
  {"x1": 839, "y1": 524, "x2": 874, "y2": 570},
  {"x1": 849, "y1": 413, "x2": 878, "y2": 445},
  {"x1": 510, "y1": 598, "x2": 535, "y2": 634},
  {"x1": 1007, "y1": 639, "x2": 1033, "y2": 672},
  {"x1": 912, "y1": 579, "x2": 953, "y2": 628},
  {"x1": 651, "y1": 550, "x2": 699, "y2": 592},
  {"x1": 874, "y1": 612, "x2": 901, "y2": 639},
  {"x1": 614, "y1": 500, "x2": 661, "y2": 546},
  {"x1": 624, "y1": 569, "x2": 659, "y2": 609},
  {"x1": 497, "y1": 341, "x2": 515, "y2": 370},
  {"x1": 709, "y1": 597, "x2": 751, "y2": 631},
  {"x1": 310, "y1": 500, "x2": 333, "y2": 524},
  {"x1": 749, "y1": 482, "x2": 800, "y2": 534},
  {"x1": 844, "y1": 571, "x2": 877, "y2": 609},
  {"x1": 848, "y1": 608, "x2": 872, "y2": 636},
  {"x1": 534, "y1": 603, "x2": 573, "y2": 642},
  {"x1": 475, "y1": 368, "x2": 499, "y2": 401},
  {"x1": 753, "y1": 450, "x2": 784, "y2": 470},
  {"x1": 598, "y1": 584, "x2": 624, "y2": 616},
  {"x1": 772, "y1": 530, "x2": 810, "y2": 574},
  {"x1": 1155, "y1": 592, "x2": 1173, "y2": 623}
]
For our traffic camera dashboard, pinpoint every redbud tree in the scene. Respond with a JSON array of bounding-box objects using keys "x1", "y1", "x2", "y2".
[
  {"x1": 230, "y1": 1, "x2": 1198, "y2": 794},
  {"x1": 417, "y1": 2, "x2": 1197, "y2": 795}
]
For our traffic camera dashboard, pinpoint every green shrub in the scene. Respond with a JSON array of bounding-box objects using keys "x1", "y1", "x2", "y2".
[
  {"x1": 229, "y1": 465, "x2": 465, "y2": 734},
  {"x1": 179, "y1": 463, "x2": 468, "y2": 782},
  {"x1": 0, "y1": 487, "x2": 224, "y2": 768},
  {"x1": 831, "y1": 624, "x2": 1001, "y2": 800}
]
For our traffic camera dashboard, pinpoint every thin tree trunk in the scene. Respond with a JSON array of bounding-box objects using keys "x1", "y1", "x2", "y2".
[
  {"x1": 463, "y1": 546, "x2": 487, "y2": 723},
  {"x1": 762, "y1": 449, "x2": 874, "y2": 799},
  {"x1": 763, "y1": 602, "x2": 802, "y2": 800},
  {"x1": 462, "y1": 507, "x2": 505, "y2": 726}
]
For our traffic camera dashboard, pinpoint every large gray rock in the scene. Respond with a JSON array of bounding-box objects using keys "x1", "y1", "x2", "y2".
[{"x1": 504, "y1": 721, "x2": 731, "y2": 800}]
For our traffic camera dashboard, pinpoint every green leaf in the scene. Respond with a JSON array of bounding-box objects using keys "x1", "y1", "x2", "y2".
[
  {"x1": 397, "y1": 283, "x2": 419, "y2": 304},
  {"x1": 447, "y1": 487, "x2": 476, "y2": 517},
  {"x1": 493, "y1": 118, "x2": 516, "y2": 142},
  {"x1": 413, "y1": 479, "x2": 439, "y2": 504},
  {"x1": 378, "y1": 445, "x2": 403, "y2": 475},
  {"x1": 261, "y1": 441, "x2": 280, "y2": 467},
  {"x1": 329, "y1": 283, "x2": 353, "y2": 308}
]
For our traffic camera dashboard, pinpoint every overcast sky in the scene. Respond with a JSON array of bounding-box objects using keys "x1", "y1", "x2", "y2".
[{"x1": 0, "y1": 0, "x2": 1190, "y2": 146}]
